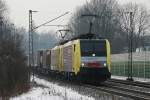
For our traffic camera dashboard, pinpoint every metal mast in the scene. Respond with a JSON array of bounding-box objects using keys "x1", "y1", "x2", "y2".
[
  {"x1": 29, "y1": 10, "x2": 32, "y2": 67},
  {"x1": 127, "y1": 12, "x2": 134, "y2": 81},
  {"x1": 29, "y1": 10, "x2": 37, "y2": 67}
]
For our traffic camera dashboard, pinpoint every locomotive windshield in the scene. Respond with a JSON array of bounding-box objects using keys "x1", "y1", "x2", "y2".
[{"x1": 80, "y1": 40, "x2": 106, "y2": 56}]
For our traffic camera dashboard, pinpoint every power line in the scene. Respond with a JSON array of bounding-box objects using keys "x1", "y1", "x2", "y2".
[
  {"x1": 43, "y1": 25, "x2": 68, "y2": 27},
  {"x1": 29, "y1": 11, "x2": 69, "y2": 82},
  {"x1": 33, "y1": 12, "x2": 69, "y2": 30}
]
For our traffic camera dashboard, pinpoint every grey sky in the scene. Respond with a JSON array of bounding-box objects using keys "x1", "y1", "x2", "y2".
[{"x1": 5, "y1": 0, "x2": 150, "y2": 32}]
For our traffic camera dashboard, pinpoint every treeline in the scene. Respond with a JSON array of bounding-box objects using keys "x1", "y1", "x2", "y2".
[
  {"x1": 0, "y1": 0, "x2": 29, "y2": 98},
  {"x1": 23, "y1": 31, "x2": 58, "y2": 57},
  {"x1": 33, "y1": 31, "x2": 58, "y2": 52},
  {"x1": 67, "y1": 0, "x2": 150, "y2": 54}
]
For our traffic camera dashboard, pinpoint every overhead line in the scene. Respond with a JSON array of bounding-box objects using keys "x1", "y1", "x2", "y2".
[
  {"x1": 33, "y1": 12, "x2": 69, "y2": 30},
  {"x1": 44, "y1": 25, "x2": 68, "y2": 27}
]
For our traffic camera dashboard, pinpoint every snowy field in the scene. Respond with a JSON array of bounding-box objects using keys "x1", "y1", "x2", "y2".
[
  {"x1": 9, "y1": 76, "x2": 131, "y2": 100},
  {"x1": 112, "y1": 75, "x2": 150, "y2": 82},
  {"x1": 10, "y1": 76, "x2": 94, "y2": 100},
  {"x1": 111, "y1": 51, "x2": 150, "y2": 62}
]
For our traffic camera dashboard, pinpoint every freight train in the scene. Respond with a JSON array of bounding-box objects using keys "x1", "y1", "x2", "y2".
[{"x1": 36, "y1": 34, "x2": 111, "y2": 82}]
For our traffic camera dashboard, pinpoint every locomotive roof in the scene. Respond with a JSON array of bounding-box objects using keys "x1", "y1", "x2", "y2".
[
  {"x1": 71, "y1": 33, "x2": 103, "y2": 40},
  {"x1": 58, "y1": 33, "x2": 104, "y2": 45}
]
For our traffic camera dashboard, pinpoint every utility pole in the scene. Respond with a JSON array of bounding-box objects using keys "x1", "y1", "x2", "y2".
[
  {"x1": 29, "y1": 10, "x2": 37, "y2": 82},
  {"x1": 127, "y1": 12, "x2": 134, "y2": 81}
]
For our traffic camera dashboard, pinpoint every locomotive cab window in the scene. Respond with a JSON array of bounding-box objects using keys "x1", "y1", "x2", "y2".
[{"x1": 80, "y1": 40, "x2": 106, "y2": 57}]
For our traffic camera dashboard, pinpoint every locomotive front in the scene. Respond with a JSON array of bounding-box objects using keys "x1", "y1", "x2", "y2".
[{"x1": 78, "y1": 39, "x2": 111, "y2": 82}]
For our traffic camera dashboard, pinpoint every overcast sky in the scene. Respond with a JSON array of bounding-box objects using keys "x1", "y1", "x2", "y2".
[{"x1": 5, "y1": 0, "x2": 150, "y2": 32}]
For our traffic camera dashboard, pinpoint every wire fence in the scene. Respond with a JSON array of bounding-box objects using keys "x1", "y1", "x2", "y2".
[
  {"x1": 111, "y1": 61, "x2": 150, "y2": 78},
  {"x1": 111, "y1": 51, "x2": 150, "y2": 79}
]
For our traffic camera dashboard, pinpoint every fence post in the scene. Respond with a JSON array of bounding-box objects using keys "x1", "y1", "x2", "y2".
[
  {"x1": 124, "y1": 62, "x2": 126, "y2": 76},
  {"x1": 138, "y1": 63, "x2": 139, "y2": 79}
]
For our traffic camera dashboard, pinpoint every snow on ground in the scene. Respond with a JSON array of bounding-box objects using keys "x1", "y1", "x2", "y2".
[
  {"x1": 112, "y1": 75, "x2": 150, "y2": 82},
  {"x1": 111, "y1": 51, "x2": 150, "y2": 62},
  {"x1": 10, "y1": 76, "x2": 94, "y2": 100},
  {"x1": 9, "y1": 75, "x2": 150, "y2": 100}
]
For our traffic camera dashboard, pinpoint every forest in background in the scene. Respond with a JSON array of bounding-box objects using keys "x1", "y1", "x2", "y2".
[
  {"x1": 67, "y1": 0, "x2": 150, "y2": 53},
  {"x1": 0, "y1": 0, "x2": 30, "y2": 98}
]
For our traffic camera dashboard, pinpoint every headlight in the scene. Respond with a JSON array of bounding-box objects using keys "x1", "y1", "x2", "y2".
[
  {"x1": 104, "y1": 63, "x2": 107, "y2": 67},
  {"x1": 82, "y1": 63, "x2": 85, "y2": 67},
  {"x1": 92, "y1": 53, "x2": 95, "y2": 57}
]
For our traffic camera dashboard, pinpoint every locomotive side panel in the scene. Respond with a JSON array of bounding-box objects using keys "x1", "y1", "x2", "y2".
[
  {"x1": 59, "y1": 46, "x2": 64, "y2": 72},
  {"x1": 37, "y1": 50, "x2": 41, "y2": 67},
  {"x1": 42, "y1": 50, "x2": 47, "y2": 68},
  {"x1": 73, "y1": 40, "x2": 81, "y2": 75},
  {"x1": 57, "y1": 47, "x2": 61, "y2": 71},
  {"x1": 63, "y1": 43, "x2": 73, "y2": 72},
  {"x1": 46, "y1": 49, "x2": 51, "y2": 69},
  {"x1": 37, "y1": 50, "x2": 44, "y2": 67},
  {"x1": 51, "y1": 47, "x2": 61, "y2": 71},
  {"x1": 51, "y1": 48, "x2": 56, "y2": 70}
]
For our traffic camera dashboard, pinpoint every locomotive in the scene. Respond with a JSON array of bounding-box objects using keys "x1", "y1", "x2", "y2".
[{"x1": 36, "y1": 34, "x2": 111, "y2": 82}]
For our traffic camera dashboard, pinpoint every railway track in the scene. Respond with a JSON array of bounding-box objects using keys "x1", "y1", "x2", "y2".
[
  {"x1": 104, "y1": 81, "x2": 150, "y2": 94},
  {"x1": 108, "y1": 78, "x2": 150, "y2": 88},
  {"x1": 83, "y1": 83, "x2": 150, "y2": 100},
  {"x1": 78, "y1": 78, "x2": 150, "y2": 100},
  {"x1": 34, "y1": 73, "x2": 150, "y2": 100}
]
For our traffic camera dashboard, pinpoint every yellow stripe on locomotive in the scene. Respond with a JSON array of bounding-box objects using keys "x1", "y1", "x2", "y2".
[
  {"x1": 106, "y1": 39, "x2": 111, "y2": 72},
  {"x1": 73, "y1": 39, "x2": 81, "y2": 75}
]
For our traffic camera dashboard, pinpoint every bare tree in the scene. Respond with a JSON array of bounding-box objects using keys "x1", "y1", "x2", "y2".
[
  {"x1": 67, "y1": 0, "x2": 150, "y2": 53},
  {"x1": 69, "y1": 0, "x2": 118, "y2": 37},
  {"x1": 68, "y1": 0, "x2": 127, "y2": 53},
  {"x1": 0, "y1": 0, "x2": 29, "y2": 97},
  {"x1": 120, "y1": 3, "x2": 150, "y2": 51}
]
